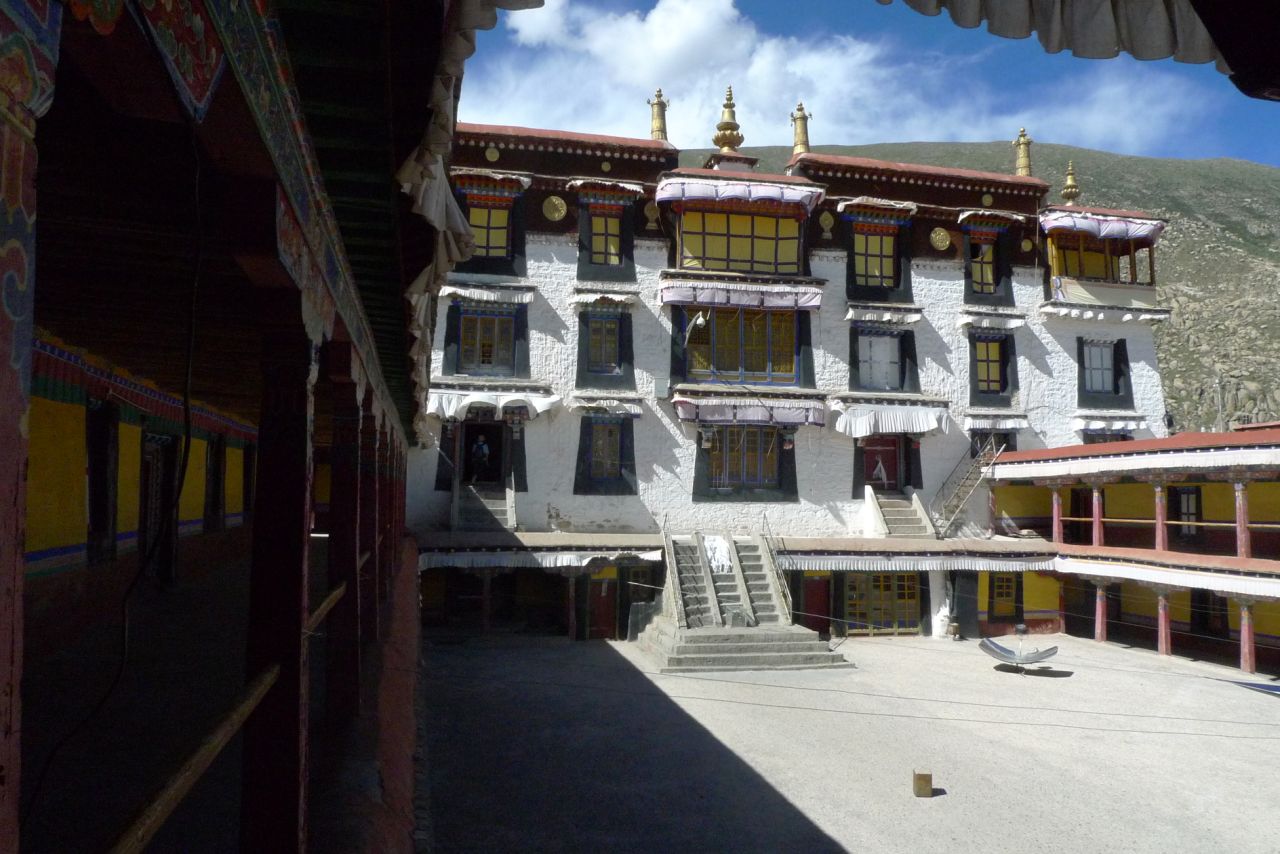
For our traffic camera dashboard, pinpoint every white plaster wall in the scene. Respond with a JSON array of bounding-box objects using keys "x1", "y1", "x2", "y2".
[{"x1": 407, "y1": 233, "x2": 1168, "y2": 539}]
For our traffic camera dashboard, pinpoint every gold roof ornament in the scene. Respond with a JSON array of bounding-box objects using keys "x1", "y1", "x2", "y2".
[
  {"x1": 791, "y1": 101, "x2": 812, "y2": 155},
  {"x1": 1012, "y1": 127, "x2": 1033, "y2": 177},
  {"x1": 1061, "y1": 160, "x2": 1081, "y2": 205},
  {"x1": 712, "y1": 85, "x2": 745, "y2": 153},
  {"x1": 648, "y1": 88, "x2": 669, "y2": 142}
]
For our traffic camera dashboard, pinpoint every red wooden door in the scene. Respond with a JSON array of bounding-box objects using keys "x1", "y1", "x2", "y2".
[
  {"x1": 800, "y1": 576, "x2": 830, "y2": 634},
  {"x1": 588, "y1": 578, "x2": 617, "y2": 640},
  {"x1": 863, "y1": 436, "x2": 901, "y2": 490}
]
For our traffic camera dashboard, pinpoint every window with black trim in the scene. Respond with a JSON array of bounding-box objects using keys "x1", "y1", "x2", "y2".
[
  {"x1": 1077, "y1": 337, "x2": 1133, "y2": 408},
  {"x1": 693, "y1": 424, "x2": 798, "y2": 502},
  {"x1": 578, "y1": 202, "x2": 636, "y2": 281},
  {"x1": 963, "y1": 231, "x2": 1014, "y2": 306},
  {"x1": 968, "y1": 332, "x2": 1017, "y2": 406},
  {"x1": 678, "y1": 210, "x2": 801, "y2": 274},
  {"x1": 969, "y1": 238, "x2": 996, "y2": 294},
  {"x1": 573, "y1": 416, "x2": 636, "y2": 495},
  {"x1": 686, "y1": 307, "x2": 797, "y2": 384},
  {"x1": 576, "y1": 307, "x2": 635, "y2": 391},
  {"x1": 588, "y1": 315, "x2": 619, "y2": 373},
  {"x1": 458, "y1": 306, "x2": 516, "y2": 376},
  {"x1": 849, "y1": 326, "x2": 919, "y2": 393},
  {"x1": 591, "y1": 212, "x2": 621, "y2": 265},
  {"x1": 469, "y1": 205, "x2": 510, "y2": 258},
  {"x1": 456, "y1": 193, "x2": 526, "y2": 277},
  {"x1": 852, "y1": 229, "x2": 896, "y2": 289},
  {"x1": 1170, "y1": 485, "x2": 1202, "y2": 541}
]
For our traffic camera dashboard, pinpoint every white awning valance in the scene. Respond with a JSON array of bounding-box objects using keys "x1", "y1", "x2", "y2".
[
  {"x1": 439, "y1": 285, "x2": 535, "y2": 304},
  {"x1": 672, "y1": 395, "x2": 826, "y2": 427},
  {"x1": 830, "y1": 401, "x2": 947, "y2": 439},
  {"x1": 836, "y1": 197, "x2": 918, "y2": 215},
  {"x1": 452, "y1": 167, "x2": 533, "y2": 189},
  {"x1": 661, "y1": 282, "x2": 822, "y2": 310},
  {"x1": 566, "y1": 179, "x2": 645, "y2": 195},
  {"x1": 958, "y1": 209, "x2": 1029, "y2": 225},
  {"x1": 957, "y1": 312, "x2": 1025, "y2": 331},
  {"x1": 420, "y1": 548, "x2": 663, "y2": 571},
  {"x1": 570, "y1": 290, "x2": 638, "y2": 305},
  {"x1": 1073, "y1": 416, "x2": 1148, "y2": 433},
  {"x1": 1055, "y1": 557, "x2": 1280, "y2": 600},
  {"x1": 656, "y1": 178, "x2": 824, "y2": 213},
  {"x1": 964, "y1": 414, "x2": 1030, "y2": 431},
  {"x1": 846, "y1": 305, "x2": 923, "y2": 324},
  {"x1": 1040, "y1": 210, "x2": 1166, "y2": 244},
  {"x1": 778, "y1": 553, "x2": 1055, "y2": 573},
  {"x1": 567, "y1": 397, "x2": 645, "y2": 416},
  {"x1": 424, "y1": 390, "x2": 560, "y2": 421}
]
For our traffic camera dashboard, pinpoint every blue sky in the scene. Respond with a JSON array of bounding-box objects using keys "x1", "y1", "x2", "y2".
[{"x1": 459, "y1": 0, "x2": 1280, "y2": 167}]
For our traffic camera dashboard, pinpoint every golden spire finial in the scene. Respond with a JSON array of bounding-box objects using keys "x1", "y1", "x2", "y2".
[
  {"x1": 648, "y1": 88, "x2": 669, "y2": 142},
  {"x1": 1061, "y1": 160, "x2": 1081, "y2": 205},
  {"x1": 1013, "y1": 127, "x2": 1033, "y2": 177},
  {"x1": 712, "y1": 85, "x2": 744, "y2": 153},
  {"x1": 791, "y1": 101, "x2": 812, "y2": 156}
]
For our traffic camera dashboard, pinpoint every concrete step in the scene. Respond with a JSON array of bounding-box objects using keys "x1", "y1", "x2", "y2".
[
  {"x1": 662, "y1": 651, "x2": 852, "y2": 669},
  {"x1": 659, "y1": 661, "x2": 855, "y2": 674},
  {"x1": 668, "y1": 640, "x2": 834, "y2": 656}
]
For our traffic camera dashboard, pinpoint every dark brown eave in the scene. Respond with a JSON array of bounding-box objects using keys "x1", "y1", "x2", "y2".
[
  {"x1": 789, "y1": 152, "x2": 1048, "y2": 195},
  {"x1": 456, "y1": 122, "x2": 678, "y2": 158},
  {"x1": 661, "y1": 166, "x2": 823, "y2": 188}
]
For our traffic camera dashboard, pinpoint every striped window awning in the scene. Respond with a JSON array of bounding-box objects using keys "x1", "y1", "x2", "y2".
[
  {"x1": 1040, "y1": 210, "x2": 1166, "y2": 243},
  {"x1": 567, "y1": 396, "x2": 645, "y2": 416},
  {"x1": 439, "y1": 284, "x2": 535, "y2": 304},
  {"x1": 829, "y1": 400, "x2": 947, "y2": 439},
  {"x1": 656, "y1": 178, "x2": 824, "y2": 213},
  {"x1": 778, "y1": 553, "x2": 1055, "y2": 573},
  {"x1": 846, "y1": 305, "x2": 923, "y2": 325},
  {"x1": 419, "y1": 549, "x2": 663, "y2": 572},
  {"x1": 957, "y1": 311, "x2": 1025, "y2": 331},
  {"x1": 570, "y1": 290, "x2": 639, "y2": 305},
  {"x1": 660, "y1": 281, "x2": 822, "y2": 310},
  {"x1": 672, "y1": 394, "x2": 826, "y2": 427},
  {"x1": 423, "y1": 390, "x2": 560, "y2": 421}
]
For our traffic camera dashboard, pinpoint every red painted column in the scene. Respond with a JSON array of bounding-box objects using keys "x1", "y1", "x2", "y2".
[
  {"x1": 1094, "y1": 582, "x2": 1108, "y2": 643},
  {"x1": 1153, "y1": 481, "x2": 1169, "y2": 552},
  {"x1": 1156, "y1": 590, "x2": 1172, "y2": 656},
  {"x1": 359, "y1": 403, "x2": 381, "y2": 642},
  {"x1": 1050, "y1": 488, "x2": 1064, "y2": 544},
  {"x1": 0, "y1": 15, "x2": 56, "y2": 841},
  {"x1": 1091, "y1": 484, "x2": 1105, "y2": 548},
  {"x1": 241, "y1": 314, "x2": 317, "y2": 852},
  {"x1": 325, "y1": 365, "x2": 362, "y2": 720},
  {"x1": 1234, "y1": 481, "x2": 1252, "y2": 560},
  {"x1": 1239, "y1": 600, "x2": 1257, "y2": 674}
]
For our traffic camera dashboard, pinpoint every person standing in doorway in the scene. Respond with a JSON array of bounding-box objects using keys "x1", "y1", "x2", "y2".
[{"x1": 469, "y1": 433, "x2": 490, "y2": 484}]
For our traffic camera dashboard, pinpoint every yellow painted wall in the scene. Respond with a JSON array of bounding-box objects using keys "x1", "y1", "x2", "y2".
[
  {"x1": 225, "y1": 446, "x2": 244, "y2": 515},
  {"x1": 1120, "y1": 582, "x2": 1157, "y2": 619},
  {"x1": 1248, "y1": 482, "x2": 1280, "y2": 522},
  {"x1": 1024, "y1": 573, "x2": 1060, "y2": 614},
  {"x1": 977, "y1": 572, "x2": 988, "y2": 616},
  {"x1": 26, "y1": 398, "x2": 87, "y2": 553},
  {"x1": 314, "y1": 462, "x2": 332, "y2": 505},
  {"x1": 1230, "y1": 599, "x2": 1280, "y2": 637},
  {"x1": 1199, "y1": 482, "x2": 1235, "y2": 523},
  {"x1": 178, "y1": 437, "x2": 207, "y2": 524},
  {"x1": 993, "y1": 485, "x2": 1051, "y2": 518},
  {"x1": 117, "y1": 422, "x2": 142, "y2": 536},
  {"x1": 1104, "y1": 483, "x2": 1154, "y2": 518},
  {"x1": 591, "y1": 565, "x2": 618, "y2": 581}
]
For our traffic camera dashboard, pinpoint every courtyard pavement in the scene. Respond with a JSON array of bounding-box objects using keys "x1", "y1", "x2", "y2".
[{"x1": 422, "y1": 631, "x2": 1280, "y2": 853}]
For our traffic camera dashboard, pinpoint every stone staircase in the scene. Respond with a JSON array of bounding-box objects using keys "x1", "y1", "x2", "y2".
[
  {"x1": 453, "y1": 486, "x2": 512, "y2": 532},
  {"x1": 638, "y1": 532, "x2": 851, "y2": 672},
  {"x1": 876, "y1": 493, "x2": 935, "y2": 539}
]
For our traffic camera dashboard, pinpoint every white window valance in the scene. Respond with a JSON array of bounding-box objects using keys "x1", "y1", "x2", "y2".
[
  {"x1": 778, "y1": 553, "x2": 1055, "y2": 573},
  {"x1": 1040, "y1": 210, "x2": 1166, "y2": 244},
  {"x1": 451, "y1": 167, "x2": 533, "y2": 189},
  {"x1": 566, "y1": 396, "x2": 644, "y2": 416},
  {"x1": 570, "y1": 290, "x2": 639, "y2": 305},
  {"x1": 1072, "y1": 415, "x2": 1148, "y2": 433},
  {"x1": 660, "y1": 281, "x2": 822, "y2": 310},
  {"x1": 836, "y1": 197, "x2": 918, "y2": 215},
  {"x1": 963, "y1": 414, "x2": 1029, "y2": 431},
  {"x1": 566, "y1": 179, "x2": 645, "y2": 195},
  {"x1": 419, "y1": 548, "x2": 663, "y2": 571},
  {"x1": 958, "y1": 209, "x2": 1029, "y2": 225},
  {"x1": 957, "y1": 311, "x2": 1025, "y2": 331},
  {"x1": 424, "y1": 390, "x2": 560, "y2": 421},
  {"x1": 845, "y1": 305, "x2": 923, "y2": 325},
  {"x1": 655, "y1": 178, "x2": 824, "y2": 213},
  {"x1": 830, "y1": 401, "x2": 947, "y2": 439},
  {"x1": 439, "y1": 284, "x2": 535, "y2": 304},
  {"x1": 672, "y1": 395, "x2": 826, "y2": 427}
]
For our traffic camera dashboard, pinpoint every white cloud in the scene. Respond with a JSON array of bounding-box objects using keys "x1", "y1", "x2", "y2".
[{"x1": 460, "y1": 0, "x2": 1214, "y2": 157}]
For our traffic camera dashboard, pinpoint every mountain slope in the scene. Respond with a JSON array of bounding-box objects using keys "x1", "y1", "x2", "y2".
[{"x1": 681, "y1": 144, "x2": 1280, "y2": 431}]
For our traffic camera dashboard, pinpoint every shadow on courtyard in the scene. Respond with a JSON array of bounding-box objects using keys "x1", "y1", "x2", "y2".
[{"x1": 422, "y1": 636, "x2": 843, "y2": 852}]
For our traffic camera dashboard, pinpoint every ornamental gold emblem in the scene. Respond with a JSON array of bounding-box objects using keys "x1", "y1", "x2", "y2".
[
  {"x1": 929, "y1": 227, "x2": 951, "y2": 251},
  {"x1": 542, "y1": 195, "x2": 568, "y2": 222}
]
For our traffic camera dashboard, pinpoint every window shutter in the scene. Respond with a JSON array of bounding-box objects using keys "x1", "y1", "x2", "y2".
[
  {"x1": 853, "y1": 443, "x2": 865, "y2": 496},
  {"x1": 442, "y1": 303, "x2": 460, "y2": 375},
  {"x1": 511, "y1": 427, "x2": 528, "y2": 492},
  {"x1": 895, "y1": 223, "x2": 912, "y2": 296},
  {"x1": 1114, "y1": 339, "x2": 1132, "y2": 406},
  {"x1": 514, "y1": 305, "x2": 530, "y2": 378},
  {"x1": 1004, "y1": 334, "x2": 1019, "y2": 393},
  {"x1": 572, "y1": 417, "x2": 594, "y2": 495},
  {"x1": 848, "y1": 327, "x2": 860, "y2": 390},
  {"x1": 619, "y1": 418, "x2": 637, "y2": 494},
  {"x1": 1076, "y1": 336, "x2": 1087, "y2": 405},
  {"x1": 967, "y1": 334, "x2": 979, "y2": 402},
  {"x1": 691, "y1": 431, "x2": 710, "y2": 500},
  {"x1": 575, "y1": 311, "x2": 590, "y2": 388},
  {"x1": 618, "y1": 313, "x2": 636, "y2": 390},
  {"x1": 797, "y1": 311, "x2": 816, "y2": 389},
  {"x1": 434, "y1": 423, "x2": 455, "y2": 491},
  {"x1": 901, "y1": 331, "x2": 920, "y2": 393},
  {"x1": 669, "y1": 309, "x2": 688, "y2": 385}
]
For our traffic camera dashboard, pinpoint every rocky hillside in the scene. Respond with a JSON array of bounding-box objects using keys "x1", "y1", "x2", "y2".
[{"x1": 682, "y1": 144, "x2": 1280, "y2": 432}]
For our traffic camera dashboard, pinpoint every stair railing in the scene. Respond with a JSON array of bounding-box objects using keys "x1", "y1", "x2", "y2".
[
  {"x1": 926, "y1": 435, "x2": 1005, "y2": 537},
  {"x1": 758, "y1": 512, "x2": 792, "y2": 623},
  {"x1": 660, "y1": 513, "x2": 688, "y2": 628}
]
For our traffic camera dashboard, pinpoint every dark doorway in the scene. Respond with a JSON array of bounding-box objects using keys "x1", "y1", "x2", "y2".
[
  {"x1": 862, "y1": 435, "x2": 902, "y2": 491},
  {"x1": 588, "y1": 576, "x2": 618, "y2": 640},
  {"x1": 139, "y1": 432, "x2": 178, "y2": 582},
  {"x1": 1190, "y1": 588, "x2": 1229, "y2": 638},
  {"x1": 1069, "y1": 487, "x2": 1095, "y2": 544},
  {"x1": 462, "y1": 422, "x2": 505, "y2": 486},
  {"x1": 799, "y1": 575, "x2": 831, "y2": 634},
  {"x1": 954, "y1": 572, "x2": 979, "y2": 639},
  {"x1": 86, "y1": 399, "x2": 119, "y2": 565}
]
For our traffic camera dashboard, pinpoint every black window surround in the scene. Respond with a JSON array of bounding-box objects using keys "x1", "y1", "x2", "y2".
[
  {"x1": 692, "y1": 425, "x2": 799, "y2": 503},
  {"x1": 577, "y1": 200, "x2": 637, "y2": 282},
  {"x1": 576, "y1": 308, "x2": 635, "y2": 391},
  {"x1": 441, "y1": 301, "x2": 531, "y2": 379},
  {"x1": 849, "y1": 325, "x2": 920, "y2": 393},
  {"x1": 1076, "y1": 337, "x2": 1133, "y2": 409},
  {"x1": 454, "y1": 193, "x2": 527, "y2": 278},
  {"x1": 962, "y1": 231, "x2": 1015, "y2": 307},
  {"x1": 670, "y1": 307, "x2": 817, "y2": 389},
  {"x1": 573, "y1": 415, "x2": 637, "y2": 496},
  {"x1": 968, "y1": 331, "x2": 1018, "y2": 407},
  {"x1": 846, "y1": 221, "x2": 913, "y2": 304}
]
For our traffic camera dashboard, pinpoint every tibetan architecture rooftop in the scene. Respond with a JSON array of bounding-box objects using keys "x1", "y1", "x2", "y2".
[
  {"x1": 998, "y1": 428, "x2": 1280, "y2": 465},
  {"x1": 455, "y1": 122, "x2": 676, "y2": 155},
  {"x1": 787, "y1": 151, "x2": 1049, "y2": 194},
  {"x1": 1042, "y1": 203, "x2": 1165, "y2": 221}
]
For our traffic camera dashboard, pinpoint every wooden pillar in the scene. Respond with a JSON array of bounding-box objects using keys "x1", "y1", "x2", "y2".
[
  {"x1": 241, "y1": 310, "x2": 317, "y2": 852},
  {"x1": 1050, "y1": 488, "x2": 1064, "y2": 544},
  {"x1": 1234, "y1": 481, "x2": 1252, "y2": 560},
  {"x1": 1094, "y1": 582, "x2": 1108, "y2": 643},
  {"x1": 1239, "y1": 600, "x2": 1257, "y2": 674},
  {"x1": 1091, "y1": 484, "x2": 1105, "y2": 547},
  {"x1": 359, "y1": 402, "x2": 381, "y2": 642},
  {"x1": 0, "y1": 9, "x2": 59, "y2": 842},
  {"x1": 1156, "y1": 589, "x2": 1172, "y2": 656},
  {"x1": 1153, "y1": 481, "x2": 1169, "y2": 552},
  {"x1": 324, "y1": 355, "x2": 362, "y2": 721}
]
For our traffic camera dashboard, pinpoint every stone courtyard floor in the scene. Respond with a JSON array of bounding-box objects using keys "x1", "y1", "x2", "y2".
[{"x1": 422, "y1": 631, "x2": 1280, "y2": 853}]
